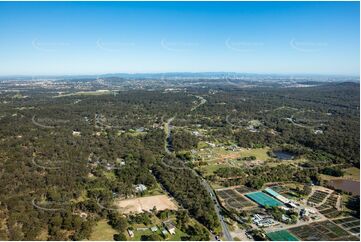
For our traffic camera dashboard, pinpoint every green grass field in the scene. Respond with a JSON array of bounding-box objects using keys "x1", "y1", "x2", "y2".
[
  {"x1": 199, "y1": 164, "x2": 229, "y2": 176},
  {"x1": 130, "y1": 228, "x2": 187, "y2": 241},
  {"x1": 197, "y1": 147, "x2": 271, "y2": 162},
  {"x1": 343, "y1": 167, "x2": 360, "y2": 181},
  {"x1": 131, "y1": 229, "x2": 154, "y2": 241},
  {"x1": 320, "y1": 167, "x2": 360, "y2": 182},
  {"x1": 238, "y1": 147, "x2": 270, "y2": 161},
  {"x1": 127, "y1": 215, "x2": 205, "y2": 241},
  {"x1": 89, "y1": 220, "x2": 117, "y2": 241},
  {"x1": 267, "y1": 230, "x2": 299, "y2": 241},
  {"x1": 144, "y1": 183, "x2": 165, "y2": 196}
]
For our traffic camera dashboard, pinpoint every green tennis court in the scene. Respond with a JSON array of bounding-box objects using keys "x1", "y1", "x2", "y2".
[
  {"x1": 245, "y1": 191, "x2": 283, "y2": 207},
  {"x1": 267, "y1": 230, "x2": 299, "y2": 241}
]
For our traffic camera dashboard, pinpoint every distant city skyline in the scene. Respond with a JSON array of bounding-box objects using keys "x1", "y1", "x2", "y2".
[{"x1": 0, "y1": 1, "x2": 359, "y2": 76}]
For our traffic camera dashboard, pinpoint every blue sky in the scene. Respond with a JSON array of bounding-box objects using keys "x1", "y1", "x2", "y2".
[{"x1": 0, "y1": 1, "x2": 359, "y2": 76}]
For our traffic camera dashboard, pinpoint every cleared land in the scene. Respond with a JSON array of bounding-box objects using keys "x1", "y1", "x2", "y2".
[
  {"x1": 126, "y1": 214, "x2": 202, "y2": 241},
  {"x1": 131, "y1": 227, "x2": 187, "y2": 241},
  {"x1": 54, "y1": 90, "x2": 112, "y2": 97},
  {"x1": 320, "y1": 167, "x2": 360, "y2": 182},
  {"x1": 89, "y1": 220, "x2": 117, "y2": 241},
  {"x1": 343, "y1": 167, "x2": 360, "y2": 181},
  {"x1": 115, "y1": 195, "x2": 177, "y2": 214},
  {"x1": 239, "y1": 147, "x2": 270, "y2": 161},
  {"x1": 197, "y1": 146, "x2": 270, "y2": 164},
  {"x1": 196, "y1": 147, "x2": 271, "y2": 176}
]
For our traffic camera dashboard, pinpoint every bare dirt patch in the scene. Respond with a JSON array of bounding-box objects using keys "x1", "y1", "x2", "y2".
[{"x1": 115, "y1": 195, "x2": 178, "y2": 214}]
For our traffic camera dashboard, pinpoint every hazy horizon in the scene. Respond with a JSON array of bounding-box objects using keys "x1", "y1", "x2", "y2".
[
  {"x1": 0, "y1": 1, "x2": 359, "y2": 76},
  {"x1": 0, "y1": 72, "x2": 359, "y2": 79}
]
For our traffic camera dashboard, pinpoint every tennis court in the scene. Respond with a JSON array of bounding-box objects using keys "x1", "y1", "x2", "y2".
[
  {"x1": 245, "y1": 191, "x2": 283, "y2": 207},
  {"x1": 267, "y1": 230, "x2": 299, "y2": 241}
]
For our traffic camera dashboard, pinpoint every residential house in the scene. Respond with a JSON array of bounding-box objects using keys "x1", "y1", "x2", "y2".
[{"x1": 163, "y1": 221, "x2": 176, "y2": 235}]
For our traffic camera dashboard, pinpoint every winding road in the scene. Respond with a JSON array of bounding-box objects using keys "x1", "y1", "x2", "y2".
[
  {"x1": 191, "y1": 95, "x2": 207, "y2": 111},
  {"x1": 164, "y1": 116, "x2": 175, "y2": 154}
]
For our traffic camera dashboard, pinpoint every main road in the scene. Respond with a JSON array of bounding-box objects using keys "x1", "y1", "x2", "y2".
[
  {"x1": 200, "y1": 177, "x2": 233, "y2": 241},
  {"x1": 162, "y1": 97, "x2": 232, "y2": 241}
]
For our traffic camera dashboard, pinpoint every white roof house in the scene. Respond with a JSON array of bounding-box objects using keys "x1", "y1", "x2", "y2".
[
  {"x1": 150, "y1": 226, "x2": 158, "y2": 232},
  {"x1": 72, "y1": 130, "x2": 81, "y2": 136},
  {"x1": 161, "y1": 229, "x2": 168, "y2": 236},
  {"x1": 135, "y1": 184, "x2": 147, "y2": 192}
]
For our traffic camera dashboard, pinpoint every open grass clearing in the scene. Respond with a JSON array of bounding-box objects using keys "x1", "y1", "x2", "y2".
[
  {"x1": 198, "y1": 163, "x2": 229, "y2": 176},
  {"x1": 239, "y1": 147, "x2": 270, "y2": 161},
  {"x1": 127, "y1": 215, "x2": 203, "y2": 241},
  {"x1": 342, "y1": 167, "x2": 360, "y2": 181},
  {"x1": 89, "y1": 219, "x2": 117, "y2": 241},
  {"x1": 196, "y1": 147, "x2": 271, "y2": 176},
  {"x1": 197, "y1": 147, "x2": 270, "y2": 163},
  {"x1": 130, "y1": 227, "x2": 187, "y2": 241},
  {"x1": 320, "y1": 167, "x2": 360, "y2": 182},
  {"x1": 144, "y1": 183, "x2": 165, "y2": 196}
]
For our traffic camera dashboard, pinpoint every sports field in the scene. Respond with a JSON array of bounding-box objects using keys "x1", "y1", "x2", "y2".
[
  {"x1": 245, "y1": 191, "x2": 283, "y2": 207},
  {"x1": 267, "y1": 230, "x2": 299, "y2": 241}
]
